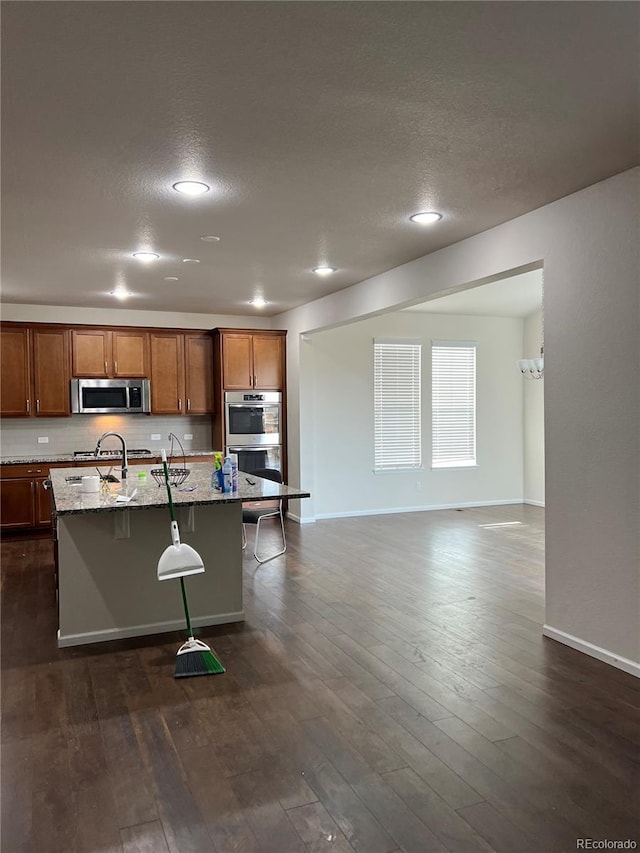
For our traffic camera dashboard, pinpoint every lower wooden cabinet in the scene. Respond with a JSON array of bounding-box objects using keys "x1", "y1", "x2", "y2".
[
  {"x1": 0, "y1": 478, "x2": 36, "y2": 528},
  {"x1": 0, "y1": 463, "x2": 64, "y2": 530}
]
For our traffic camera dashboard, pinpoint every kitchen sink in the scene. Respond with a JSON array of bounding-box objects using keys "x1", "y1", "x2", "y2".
[{"x1": 65, "y1": 474, "x2": 120, "y2": 484}]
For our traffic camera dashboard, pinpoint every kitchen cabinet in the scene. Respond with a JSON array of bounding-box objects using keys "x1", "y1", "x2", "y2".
[
  {"x1": 0, "y1": 324, "x2": 70, "y2": 417},
  {"x1": 149, "y1": 332, "x2": 213, "y2": 415},
  {"x1": 71, "y1": 328, "x2": 149, "y2": 378},
  {"x1": 217, "y1": 330, "x2": 285, "y2": 390},
  {"x1": 0, "y1": 462, "x2": 63, "y2": 529}
]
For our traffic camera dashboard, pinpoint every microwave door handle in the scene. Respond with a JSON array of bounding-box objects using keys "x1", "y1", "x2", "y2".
[{"x1": 125, "y1": 386, "x2": 130, "y2": 409}]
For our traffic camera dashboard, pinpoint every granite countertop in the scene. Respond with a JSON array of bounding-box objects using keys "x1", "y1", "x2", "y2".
[
  {"x1": 1, "y1": 450, "x2": 215, "y2": 465},
  {"x1": 49, "y1": 463, "x2": 310, "y2": 516}
]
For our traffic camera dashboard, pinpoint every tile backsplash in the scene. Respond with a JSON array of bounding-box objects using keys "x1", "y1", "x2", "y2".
[{"x1": 0, "y1": 414, "x2": 213, "y2": 456}]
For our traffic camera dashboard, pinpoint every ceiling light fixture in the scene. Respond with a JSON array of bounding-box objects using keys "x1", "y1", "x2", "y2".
[
  {"x1": 313, "y1": 266, "x2": 336, "y2": 276},
  {"x1": 163, "y1": 276, "x2": 179, "y2": 281},
  {"x1": 182, "y1": 258, "x2": 200, "y2": 264},
  {"x1": 200, "y1": 235, "x2": 221, "y2": 242},
  {"x1": 409, "y1": 211, "x2": 442, "y2": 225},
  {"x1": 132, "y1": 251, "x2": 160, "y2": 261},
  {"x1": 249, "y1": 296, "x2": 267, "y2": 308},
  {"x1": 172, "y1": 181, "x2": 210, "y2": 196},
  {"x1": 110, "y1": 288, "x2": 130, "y2": 300},
  {"x1": 518, "y1": 271, "x2": 545, "y2": 380}
]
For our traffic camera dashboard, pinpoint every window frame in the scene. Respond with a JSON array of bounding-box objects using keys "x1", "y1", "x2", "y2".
[
  {"x1": 431, "y1": 340, "x2": 477, "y2": 470},
  {"x1": 373, "y1": 338, "x2": 423, "y2": 473}
]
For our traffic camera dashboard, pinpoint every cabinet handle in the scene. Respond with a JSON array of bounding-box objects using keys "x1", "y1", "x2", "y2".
[
  {"x1": 104, "y1": 360, "x2": 108, "y2": 374},
  {"x1": 253, "y1": 374, "x2": 256, "y2": 387},
  {"x1": 26, "y1": 399, "x2": 30, "y2": 413},
  {"x1": 178, "y1": 398, "x2": 182, "y2": 411},
  {"x1": 114, "y1": 360, "x2": 118, "y2": 374},
  {"x1": 36, "y1": 399, "x2": 40, "y2": 412},
  {"x1": 28, "y1": 469, "x2": 43, "y2": 474},
  {"x1": 186, "y1": 398, "x2": 190, "y2": 412}
]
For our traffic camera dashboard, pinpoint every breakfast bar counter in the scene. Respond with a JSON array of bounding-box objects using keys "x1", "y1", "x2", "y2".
[{"x1": 49, "y1": 463, "x2": 310, "y2": 647}]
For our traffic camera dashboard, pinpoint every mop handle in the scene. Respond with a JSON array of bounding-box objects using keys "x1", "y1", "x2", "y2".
[
  {"x1": 161, "y1": 449, "x2": 176, "y2": 523},
  {"x1": 179, "y1": 577, "x2": 193, "y2": 638}
]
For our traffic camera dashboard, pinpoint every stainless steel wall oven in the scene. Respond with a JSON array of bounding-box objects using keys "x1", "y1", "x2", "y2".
[
  {"x1": 224, "y1": 391, "x2": 281, "y2": 446},
  {"x1": 224, "y1": 391, "x2": 282, "y2": 475}
]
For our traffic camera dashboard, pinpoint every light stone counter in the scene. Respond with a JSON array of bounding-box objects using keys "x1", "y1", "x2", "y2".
[
  {"x1": 49, "y1": 464, "x2": 310, "y2": 647},
  {"x1": 49, "y1": 463, "x2": 310, "y2": 516}
]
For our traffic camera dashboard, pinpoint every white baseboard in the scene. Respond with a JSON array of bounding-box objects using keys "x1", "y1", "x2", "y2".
[
  {"x1": 57, "y1": 611, "x2": 245, "y2": 648},
  {"x1": 314, "y1": 499, "x2": 523, "y2": 521},
  {"x1": 286, "y1": 511, "x2": 316, "y2": 524},
  {"x1": 543, "y1": 624, "x2": 640, "y2": 678},
  {"x1": 524, "y1": 499, "x2": 545, "y2": 507}
]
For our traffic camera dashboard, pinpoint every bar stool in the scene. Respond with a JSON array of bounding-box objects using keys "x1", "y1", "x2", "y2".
[{"x1": 242, "y1": 468, "x2": 286, "y2": 564}]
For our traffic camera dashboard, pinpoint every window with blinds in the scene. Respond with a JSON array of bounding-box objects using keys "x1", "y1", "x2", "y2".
[
  {"x1": 374, "y1": 339, "x2": 422, "y2": 471},
  {"x1": 431, "y1": 342, "x2": 476, "y2": 468}
]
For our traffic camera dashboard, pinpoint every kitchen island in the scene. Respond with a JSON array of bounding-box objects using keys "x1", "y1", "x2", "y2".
[{"x1": 49, "y1": 463, "x2": 310, "y2": 647}]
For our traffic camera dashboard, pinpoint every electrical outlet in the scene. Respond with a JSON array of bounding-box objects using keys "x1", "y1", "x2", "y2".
[
  {"x1": 38, "y1": 436, "x2": 49, "y2": 444},
  {"x1": 183, "y1": 434, "x2": 193, "y2": 440},
  {"x1": 150, "y1": 434, "x2": 161, "y2": 441}
]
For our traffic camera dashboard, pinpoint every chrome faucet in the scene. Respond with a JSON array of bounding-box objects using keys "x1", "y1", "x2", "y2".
[{"x1": 95, "y1": 432, "x2": 128, "y2": 480}]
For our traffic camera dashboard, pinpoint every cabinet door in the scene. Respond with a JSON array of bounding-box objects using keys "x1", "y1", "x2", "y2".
[
  {"x1": 0, "y1": 478, "x2": 35, "y2": 528},
  {"x1": 112, "y1": 330, "x2": 149, "y2": 378},
  {"x1": 32, "y1": 327, "x2": 70, "y2": 416},
  {"x1": 150, "y1": 333, "x2": 184, "y2": 414},
  {"x1": 72, "y1": 329, "x2": 111, "y2": 377},
  {"x1": 0, "y1": 327, "x2": 31, "y2": 416},
  {"x1": 35, "y1": 478, "x2": 53, "y2": 527},
  {"x1": 184, "y1": 335, "x2": 213, "y2": 414},
  {"x1": 253, "y1": 335, "x2": 284, "y2": 389},
  {"x1": 222, "y1": 334, "x2": 253, "y2": 389}
]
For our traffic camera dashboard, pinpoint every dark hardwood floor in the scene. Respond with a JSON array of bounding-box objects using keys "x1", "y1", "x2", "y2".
[{"x1": 2, "y1": 504, "x2": 639, "y2": 852}]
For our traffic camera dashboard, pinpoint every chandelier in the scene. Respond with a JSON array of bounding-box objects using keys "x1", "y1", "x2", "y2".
[{"x1": 518, "y1": 270, "x2": 544, "y2": 380}]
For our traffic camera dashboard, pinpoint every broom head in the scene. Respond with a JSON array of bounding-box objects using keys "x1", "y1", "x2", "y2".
[{"x1": 174, "y1": 637, "x2": 225, "y2": 678}]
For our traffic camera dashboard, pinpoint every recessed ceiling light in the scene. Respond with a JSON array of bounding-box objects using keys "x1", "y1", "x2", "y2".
[
  {"x1": 172, "y1": 181, "x2": 210, "y2": 196},
  {"x1": 110, "y1": 288, "x2": 130, "y2": 300},
  {"x1": 409, "y1": 211, "x2": 442, "y2": 225},
  {"x1": 249, "y1": 297, "x2": 267, "y2": 308},
  {"x1": 132, "y1": 251, "x2": 160, "y2": 261},
  {"x1": 163, "y1": 276, "x2": 179, "y2": 281},
  {"x1": 182, "y1": 258, "x2": 200, "y2": 264},
  {"x1": 200, "y1": 235, "x2": 221, "y2": 242},
  {"x1": 313, "y1": 266, "x2": 336, "y2": 276}
]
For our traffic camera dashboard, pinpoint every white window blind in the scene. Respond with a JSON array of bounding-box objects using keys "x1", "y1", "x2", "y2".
[
  {"x1": 374, "y1": 340, "x2": 422, "y2": 471},
  {"x1": 432, "y1": 342, "x2": 476, "y2": 468}
]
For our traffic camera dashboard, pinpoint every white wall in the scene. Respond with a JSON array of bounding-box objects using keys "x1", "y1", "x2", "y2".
[
  {"x1": 523, "y1": 310, "x2": 545, "y2": 506},
  {"x1": 276, "y1": 168, "x2": 640, "y2": 670},
  {"x1": 310, "y1": 312, "x2": 523, "y2": 517},
  {"x1": 0, "y1": 304, "x2": 272, "y2": 330}
]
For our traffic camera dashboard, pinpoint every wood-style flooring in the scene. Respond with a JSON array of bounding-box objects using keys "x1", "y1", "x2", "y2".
[{"x1": 2, "y1": 504, "x2": 639, "y2": 852}]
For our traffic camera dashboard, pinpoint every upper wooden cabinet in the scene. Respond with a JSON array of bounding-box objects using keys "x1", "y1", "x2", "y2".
[
  {"x1": 218, "y1": 330, "x2": 285, "y2": 390},
  {"x1": 184, "y1": 334, "x2": 213, "y2": 414},
  {"x1": 71, "y1": 328, "x2": 149, "y2": 378},
  {"x1": 149, "y1": 332, "x2": 213, "y2": 415},
  {"x1": 0, "y1": 324, "x2": 70, "y2": 417}
]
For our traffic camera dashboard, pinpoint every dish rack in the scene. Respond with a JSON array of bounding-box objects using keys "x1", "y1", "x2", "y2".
[{"x1": 150, "y1": 433, "x2": 191, "y2": 487}]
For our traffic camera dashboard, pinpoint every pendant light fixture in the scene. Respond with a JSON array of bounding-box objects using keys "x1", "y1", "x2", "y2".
[{"x1": 518, "y1": 270, "x2": 544, "y2": 380}]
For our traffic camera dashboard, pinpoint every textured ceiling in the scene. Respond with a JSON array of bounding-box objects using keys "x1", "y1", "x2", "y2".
[{"x1": 1, "y1": 2, "x2": 638, "y2": 317}]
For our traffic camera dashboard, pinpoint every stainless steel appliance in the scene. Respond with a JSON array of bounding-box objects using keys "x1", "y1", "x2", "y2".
[
  {"x1": 71, "y1": 378, "x2": 151, "y2": 414},
  {"x1": 224, "y1": 391, "x2": 281, "y2": 446},
  {"x1": 227, "y1": 444, "x2": 282, "y2": 476}
]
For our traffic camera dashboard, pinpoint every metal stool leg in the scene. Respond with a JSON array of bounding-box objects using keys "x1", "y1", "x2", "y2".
[{"x1": 253, "y1": 508, "x2": 287, "y2": 564}]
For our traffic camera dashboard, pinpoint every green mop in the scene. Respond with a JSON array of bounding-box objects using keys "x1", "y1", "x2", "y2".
[{"x1": 157, "y1": 449, "x2": 225, "y2": 678}]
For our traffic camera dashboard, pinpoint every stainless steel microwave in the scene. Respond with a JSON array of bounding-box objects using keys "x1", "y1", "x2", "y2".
[{"x1": 71, "y1": 379, "x2": 151, "y2": 414}]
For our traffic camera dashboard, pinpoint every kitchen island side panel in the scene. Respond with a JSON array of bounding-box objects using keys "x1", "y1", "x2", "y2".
[{"x1": 57, "y1": 502, "x2": 243, "y2": 646}]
